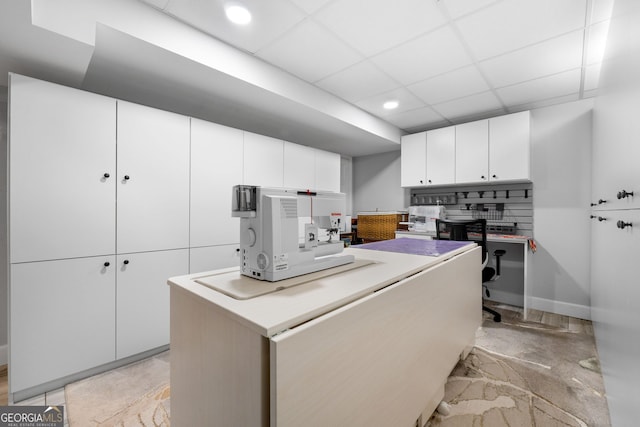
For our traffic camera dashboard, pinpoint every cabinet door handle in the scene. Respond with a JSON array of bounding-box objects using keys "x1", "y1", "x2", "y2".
[
  {"x1": 419, "y1": 179, "x2": 423, "y2": 184},
  {"x1": 103, "y1": 173, "x2": 110, "y2": 178},
  {"x1": 492, "y1": 174, "x2": 497, "y2": 179},
  {"x1": 590, "y1": 215, "x2": 597, "y2": 219},
  {"x1": 124, "y1": 175, "x2": 130, "y2": 181},
  {"x1": 481, "y1": 175, "x2": 485, "y2": 180},
  {"x1": 123, "y1": 259, "x2": 130, "y2": 265},
  {"x1": 598, "y1": 199, "x2": 607, "y2": 204},
  {"x1": 617, "y1": 190, "x2": 634, "y2": 199},
  {"x1": 103, "y1": 261, "x2": 110, "y2": 267},
  {"x1": 428, "y1": 179, "x2": 432, "y2": 184},
  {"x1": 598, "y1": 216, "x2": 607, "y2": 222},
  {"x1": 617, "y1": 220, "x2": 632, "y2": 229}
]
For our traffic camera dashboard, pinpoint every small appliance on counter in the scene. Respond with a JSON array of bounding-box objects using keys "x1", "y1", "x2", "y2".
[{"x1": 408, "y1": 205, "x2": 446, "y2": 233}]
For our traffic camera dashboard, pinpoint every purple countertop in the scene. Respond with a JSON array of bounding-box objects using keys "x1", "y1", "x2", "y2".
[{"x1": 357, "y1": 238, "x2": 473, "y2": 257}]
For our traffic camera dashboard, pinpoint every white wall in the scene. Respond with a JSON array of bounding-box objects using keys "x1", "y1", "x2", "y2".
[
  {"x1": 352, "y1": 150, "x2": 409, "y2": 215},
  {"x1": 0, "y1": 86, "x2": 7, "y2": 364},
  {"x1": 530, "y1": 99, "x2": 594, "y2": 319}
]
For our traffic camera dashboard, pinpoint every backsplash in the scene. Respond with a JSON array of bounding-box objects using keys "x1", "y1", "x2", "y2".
[{"x1": 410, "y1": 182, "x2": 533, "y2": 238}]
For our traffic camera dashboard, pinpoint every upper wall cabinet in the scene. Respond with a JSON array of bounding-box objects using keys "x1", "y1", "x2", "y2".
[
  {"x1": 284, "y1": 142, "x2": 341, "y2": 192},
  {"x1": 9, "y1": 74, "x2": 117, "y2": 263},
  {"x1": 244, "y1": 132, "x2": 284, "y2": 187},
  {"x1": 489, "y1": 111, "x2": 530, "y2": 182},
  {"x1": 116, "y1": 101, "x2": 191, "y2": 254},
  {"x1": 456, "y1": 119, "x2": 489, "y2": 184},
  {"x1": 284, "y1": 142, "x2": 316, "y2": 190},
  {"x1": 402, "y1": 111, "x2": 531, "y2": 188},
  {"x1": 314, "y1": 148, "x2": 341, "y2": 193},
  {"x1": 400, "y1": 132, "x2": 427, "y2": 187},
  {"x1": 190, "y1": 119, "x2": 243, "y2": 247},
  {"x1": 425, "y1": 127, "x2": 455, "y2": 185}
]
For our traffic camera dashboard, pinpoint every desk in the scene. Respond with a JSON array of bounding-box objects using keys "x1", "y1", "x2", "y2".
[
  {"x1": 168, "y1": 241, "x2": 481, "y2": 427},
  {"x1": 396, "y1": 230, "x2": 532, "y2": 317}
]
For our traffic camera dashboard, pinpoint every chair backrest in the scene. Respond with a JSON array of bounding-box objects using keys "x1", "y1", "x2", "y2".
[{"x1": 435, "y1": 218, "x2": 488, "y2": 264}]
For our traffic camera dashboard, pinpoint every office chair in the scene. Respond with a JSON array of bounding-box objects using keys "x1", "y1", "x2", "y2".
[{"x1": 435, "y1": 218, "x2": 505, "y2": 322}]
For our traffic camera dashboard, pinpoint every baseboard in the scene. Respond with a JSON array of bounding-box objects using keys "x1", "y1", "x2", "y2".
[
  {"x1": 0, "y1": 344, "x2": 7, "y2": 366},
  {"x1": 529, "y1": 296, "x2": 591, "y2": 320}
]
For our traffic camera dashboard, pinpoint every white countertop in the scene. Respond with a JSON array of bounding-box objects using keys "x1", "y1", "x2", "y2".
[
  {"x1": 395, "y1": 229, "x2": 530, "y2": 244},
  {"x1": 168, "y1": 244, "x2": 476, "y2": 338}
]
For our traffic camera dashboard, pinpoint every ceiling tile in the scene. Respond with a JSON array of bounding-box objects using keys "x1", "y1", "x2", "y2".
[
  {"x1": 496, "y1": 69, "x2": 582, "y2": 106},
  {"x1": 407, "y1": 65, "x2": 489, "y2": 104},
  {"x1": 440, "y1": 0, "x2": 500, "y2": 19},
  {"x1": 287, "y1": 0, "x2": 333, "y2": 14},
  {"x1": 432, "y1": 91, "x2": 503, "y2": 121},
  {"x1": 584, "y1": 63, "x2": 602, "y2": 91},
  {"x1": 590, "y1": 0, "x2": 615, "y2": 24},
  {"x1": 479, "y1": 30, "x2": 584, "y2": 88},
  {"x1": 586, "y1": 20, "x2": 611, "y2": 65},
  {"x1": 455, "y1": 0, "x2": 587, "y2": 60},
  {"x1": 313, "y1": 0, "x2": 447, "y2": 57},
  {"x1": 315, "y1": 60, "x2": 400, "y2": 103},
  {"x1": 164, "y1": 0, "x2": 306, "y2": 53},
  {"x1": 370, "y1": 26, "x2": 473, "y2": 86},
  {"x1": 256, "y1": 20, "x2": 362, "y2": 83},
  {"x1": 355, "y1": 87, "x2": 425, "y2": 118},
  {"x1": 384, "y1": 106, "x2": 448, "y2": 131}
]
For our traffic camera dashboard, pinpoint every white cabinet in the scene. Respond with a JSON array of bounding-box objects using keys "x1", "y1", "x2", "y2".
[
  {"x1": 284, "y1": 142, "x2": 315, "y2": 190},
  {"x1": 190, "y1": 119, "x2": 243, "y2": 247},
  {"x1": 116, "y1": 101, "x2": 190, "y2": 254},
  {"x1": 284, "y1": 143, "x2": 341, "y2": 192},
  {"x1": 314, "y1": 148, "x2": 341, "y2": 192},
  {"x1": 401, "y1": 132, "x2": 427, "y2": 187},
  {"x1": 243, "y1": 132, "x2": 284, "y2": 187},
  {"x1": 189, "y1": 244, "x2": 241, "y2": 273},
  {"x1": 401, "y1": 111, "x2": 531, "y2": 187},
  {"x1": 116, "y1": 249, "x2": 189, "y2": 359},
  {"x1": 8, "y1": 74, "x2": 116, "y2": 263},
  {"x1": 425, "y1": 127, "x2": 455, "y2": 185},
  {"x1": 489, "y1": 111, "x2": 530, "y2": 182},
  {"x1": 455, "y1": 119, "x2": 489, "y2": 184},
  {"x1": 10, "y1": 256, "x2": 116, "y2": 392}
]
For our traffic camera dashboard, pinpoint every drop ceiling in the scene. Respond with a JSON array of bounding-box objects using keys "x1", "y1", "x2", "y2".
[{"x1": 0, "y1": 0, "x2": 612, "y2": 156}]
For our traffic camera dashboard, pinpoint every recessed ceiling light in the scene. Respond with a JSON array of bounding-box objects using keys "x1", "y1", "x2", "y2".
[
  {"x1": 383, "y1": 100, "x2": 399, "y2": 110},
  {"x1": 225, "y1": 3, "x2": 252, "y2": 25}
]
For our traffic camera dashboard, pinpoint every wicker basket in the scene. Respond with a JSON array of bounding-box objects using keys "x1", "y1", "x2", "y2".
[{"x1": 357, "y1": 213, "x2": 404, "y2": 242}]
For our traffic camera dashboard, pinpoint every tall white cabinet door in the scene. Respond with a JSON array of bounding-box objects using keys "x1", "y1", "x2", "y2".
[
  {"x1": 455, "y1": 120, "x2": 489, "y2": 184},
  {"x1": 489, "y1": 111, "x2": 530, "y2": 182},
  {"x1": 284, "y1": 142, "x2": 315, "y2": 190},
  {"x1": 401, "y1": 132, "x2": 427, "y2": 187},
  {"x1": 190, "y1": 119, "x2": 243, "y2": 247},
  {"x1": 10, "y1": 256, "x2": 116, "y2": 393},
  {"x1": 9, "y1": 74, "x2": 116, "y2": 263},
  {"x1": 315, "y1": 149, "x2": 341, "y2": 192},
  {"x1": 116, "y1": 101, "x2": 190, "y2": 254},
  {"x1": 426, "y1": 127, "x2": 455, "y2": 185},
  {"x1": 243, "y1": 132, "x2": 284, "y2": 187},
  {"x1": 116, "y1": 249, "x2": 189, "y2": 359},
  {"x1": 190, "y1": 245, "x2": 241, "y2": 273}
]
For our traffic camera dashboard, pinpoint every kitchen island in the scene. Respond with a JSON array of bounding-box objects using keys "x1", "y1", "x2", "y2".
[{"x1": 168, "y1": 239, "x2": 481, "y2": 427}]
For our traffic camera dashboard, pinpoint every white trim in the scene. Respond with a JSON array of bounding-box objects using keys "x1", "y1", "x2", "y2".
[
  {"x1": 529, "y1": 296, "x2": 591, "y2": 320},
  {"x1": 0, "y1": 344, "x2": 7, "y2": 366}
]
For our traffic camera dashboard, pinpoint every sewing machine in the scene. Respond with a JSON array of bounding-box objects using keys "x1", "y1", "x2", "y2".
[{"x1": 232, "y1": 185, "x2": 355, "y2": 281}]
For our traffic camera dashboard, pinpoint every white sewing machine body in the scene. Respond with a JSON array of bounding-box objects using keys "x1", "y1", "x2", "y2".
[{"x1": 232, "y1": 185, "x2": 354, "y2": 281}]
